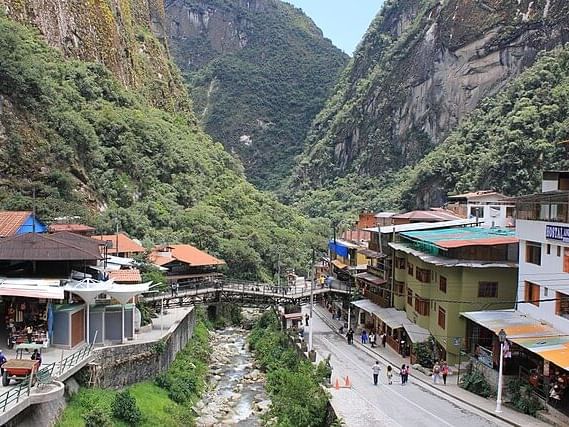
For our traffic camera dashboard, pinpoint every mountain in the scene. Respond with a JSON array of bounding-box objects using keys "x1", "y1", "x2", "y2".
[
  {"x1": 289, "y1": 0, "x2": 569, "y2": 216},
  {"x1": 165, "y1": 0, "x2": 348, "y2": 189},
  {"x1": 0, "y1": 2, "x2": 326, "y2": 280}
]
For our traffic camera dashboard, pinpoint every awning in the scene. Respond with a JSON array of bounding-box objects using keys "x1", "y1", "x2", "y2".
[
  {"x1": 358, "y1": 248, "x2": 385, "y2": 259},
  {"x1": 461, "y1": 310, "x2": 569, "y2": 370},
  {"x1": 331, "y1": 260, "x2": 348, "y2": 270},
  {"x1": 356, "y1": 272, "x2": 386, "y2": 286},
  {"x1": 351, "y1": 299, "x2": 407, "y2": 329},
  {"x1": 0, "y1": 283, "x2": 64, "y2": 299},
  {"x1": 402, "y1": 321, "x2": 430, "y2": 343}
]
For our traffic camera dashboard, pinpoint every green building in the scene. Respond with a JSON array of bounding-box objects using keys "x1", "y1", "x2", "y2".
[{"x1": 389, "y1": 227, "x2": 519, "y2": 364}]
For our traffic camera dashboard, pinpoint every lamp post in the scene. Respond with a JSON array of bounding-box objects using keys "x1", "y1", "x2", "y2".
[
  {"x1": 308, "y1": 249, "x2": 315, "y2": 353},
  {"x1": 496, "y1": 328, "x2": 507, "y2": 413}
]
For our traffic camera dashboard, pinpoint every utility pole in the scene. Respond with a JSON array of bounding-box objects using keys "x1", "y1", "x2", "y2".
[
  {"x1": 347, "y1": 252, "x2": 351, "y2": 331},
  {"x1": 115, "y1": 219, "x2": 120, "y2": 256},
  {"x1": 277, "y1": 252, "x2": 281, "y2": 291},
  {"x1": 32, "y1": 187, "x2": 36, "y2": 233},
  {"x1": 309, "y1": 248, "x2": 315, "y2": 352}
]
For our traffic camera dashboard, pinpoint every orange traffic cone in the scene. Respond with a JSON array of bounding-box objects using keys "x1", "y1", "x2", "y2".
[
  {"x1": 335, "y1": 378, "x2": 340, "y2": 390},
  {"x1": 345, "y1": 376, "x2": 351, "y2": 388}
]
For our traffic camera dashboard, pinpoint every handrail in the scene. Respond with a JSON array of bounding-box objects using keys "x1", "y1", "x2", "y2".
[{"x1": 0, "y1": 341, "x2": 94, "y2": 413}]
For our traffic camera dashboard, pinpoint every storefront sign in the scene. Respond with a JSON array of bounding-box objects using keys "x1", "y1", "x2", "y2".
[
  {"x1": 545, "y1": 225, "x2": 569, "y2": 242},
  {"x1": 478, "y1": 345, "x2": 493, "y2": 369}
]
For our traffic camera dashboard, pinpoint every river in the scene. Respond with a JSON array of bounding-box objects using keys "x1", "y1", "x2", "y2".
[{"x1": 194, "y1": 326, "x2": 270, "y2": 426}]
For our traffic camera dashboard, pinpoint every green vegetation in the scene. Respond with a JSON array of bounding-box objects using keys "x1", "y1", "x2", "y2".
[
  {"x1": 249, "y1": 311, "x2": 330, "y2": 426},
  {"x1": 112, "y1": 390, "x2": 142, "y2": 425},
  {"x1": 154, "y1": 319, "x2": 210, "y2": 404},
  {"x1": 58, "y1": 317, "x2": 211, "y2": 426},
  {"x1": 169, "y1": 0, "x2": 347, "y2": 189},
  {"x1": 0, "y1": 15, "x2": 327, "y2": 280},
  {"x1": 57, "y1": 382, "x2": 184, "y2": 427},
  {"x1": 506, "y1": 379, "x2": 543, "y2": 416},
  {"x1": 459, "y1": 365, "x2": 492, "y2": 398}
]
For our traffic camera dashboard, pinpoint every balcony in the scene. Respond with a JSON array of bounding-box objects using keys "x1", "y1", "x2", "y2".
[{"x1": 367, "y1": 265, "x2": 385, "y2": 278}]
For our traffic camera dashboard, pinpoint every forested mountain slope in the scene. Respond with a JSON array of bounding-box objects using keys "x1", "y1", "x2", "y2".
[
  {"x1": 165, "y1": 0, "x2": 348, "y2": 189},
  {"x1": 289, "y1": 0, "x2": 569, "y2": 216},
  {"x1": 0, "y1": 15, "x2": 325, "y2": 280}
]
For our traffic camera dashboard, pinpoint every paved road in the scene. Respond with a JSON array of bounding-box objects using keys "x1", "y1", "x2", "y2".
[{"x1": 306, "y1": 309, "x2": 511, "y2": 427}]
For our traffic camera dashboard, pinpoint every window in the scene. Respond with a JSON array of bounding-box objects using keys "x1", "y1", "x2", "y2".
[
  {"x1": 547, "y1": 244, "x2": 551, "y2": 255},
  {"x1": 438, "y1": 307, "x2": 446, "y2": 329},
  {"x1": 416, "y1": 267, "x2": 431, "y2": 283},
  {"x1": 558, "y1": 246, "x2": 562, "y2": 257},
  {"x1": 408, "y1": 262, "x2": 414, "y2": 275},
  {"x1": 525, "y1": 241, "x2": 541, "y2": 265},
  {"x1": 407, "y1": 289, "x2": 413, "y2": 305},
  {"x1": 478, "y1": 282, "x2": 498, "y2": 298},
  {"x1": 564, "y1": 248, "x2": 569, "y2": 273},
  {"x1": 544, "y1": 287, "x2": 549, "y2": 297},
  {"x1": 556, "y1": 292, "x2": 569, "y2": 319},
  {"x1": 470, "y1": 206, "x2": 484, "y2": 219},
  {"x1": 439, "y1": 276, "x2": 447, "y2": 293},
  {"x1": 525, "y1": 281, "x2": 540, "y2": 306},
  {"x1": 395, "y1": 256, "x2": 406, "y2": 269},
  {"x1": 395, "y1": 281, "x2": 405, "y2": 296},
  {"x1": 415, "y1": 296, "x2": 430, "y2": 316}
]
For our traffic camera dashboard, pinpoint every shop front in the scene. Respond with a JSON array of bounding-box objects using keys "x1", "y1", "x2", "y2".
[{"x1": 0, "y1": 279, "x2": 64, "y2": 349}]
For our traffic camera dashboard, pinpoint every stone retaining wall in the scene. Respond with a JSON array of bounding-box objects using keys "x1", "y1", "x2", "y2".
[{"x1": 89, "y1": 307, "x2": 196, "y2": 388}]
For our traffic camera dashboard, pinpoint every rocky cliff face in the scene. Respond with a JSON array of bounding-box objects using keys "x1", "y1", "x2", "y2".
[
  {"x1": 1, "y1": 0, "x2": 190, "y2": 112},
  {"x1": 292, "y1": 0, "x2": 569, "y2": 191},
  {"x1": 165, "y1": 0, "x2": 348, "y2": 189}
]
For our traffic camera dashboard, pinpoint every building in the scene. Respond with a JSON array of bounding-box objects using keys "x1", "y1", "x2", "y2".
[
  {"x1": 389, "y1": 226, "x2": 518, "y2": 364},
  {"x1": 445, "y1": 190, "x2": 515, "y2": 228},
  {"x1": 328, "y1": 238, "x2": 367, "y2": 282},
  {"x1": 150, "y1": 244, "x2": 225, "y2": 285},
  {"x1": 92, "y1": 233, "x2": 145, "y2": 258},
  {"x1": 390, "y1": 209, "x2": 462, "y2": 225},
  {"x1": 0, "y1": 211, "x2": 47, "y2": 238},
  {"x1": 48, "y1": 223, "x2": 95, "y2": 236}
]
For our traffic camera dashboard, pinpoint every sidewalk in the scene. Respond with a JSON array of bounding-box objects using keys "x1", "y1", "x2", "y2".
[{"x1": 312, "y1": 304, "x2": 549, "y2": 427}]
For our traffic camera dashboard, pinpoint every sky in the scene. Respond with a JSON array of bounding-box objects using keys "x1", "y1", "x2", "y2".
[{"x1": 285, "y1": 0, "x2": 384, "y2": 55}]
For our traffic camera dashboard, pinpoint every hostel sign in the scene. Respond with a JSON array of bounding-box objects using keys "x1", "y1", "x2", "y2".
[{"x1": 545, "y1": 225, "x2": 569, "y2": 242}]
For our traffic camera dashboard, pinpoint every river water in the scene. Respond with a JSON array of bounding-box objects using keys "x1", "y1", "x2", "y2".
[{"x1": 194, "y1": 327, "x2": 269, "y2": 426}]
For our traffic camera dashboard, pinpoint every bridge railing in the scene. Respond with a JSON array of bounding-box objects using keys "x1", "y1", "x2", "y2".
[{"x1": 0, "y1": 341, "x2": 94, "y2": 413}]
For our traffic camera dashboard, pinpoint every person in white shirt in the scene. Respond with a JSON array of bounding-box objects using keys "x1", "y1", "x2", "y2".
[{"x1": 372, "y1": 361, "x2": 381, "y2": 385}]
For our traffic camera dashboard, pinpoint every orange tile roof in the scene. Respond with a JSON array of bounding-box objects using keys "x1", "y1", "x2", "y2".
[
  {"x1": 150, "y1": 244, "x2": 225, "y2": 267},
  {"x1": 435, "y1": 236, "x2": 519, "y2": 249},
  {"x1": 108, "y1": 269, "x2": 142, "y2": 283},
  {"x1": 92, "y1": 233, "x2": 145, "y2": 254},
  {"x1": 0, "y1": 211, "x2": 31, "y2": 238}
]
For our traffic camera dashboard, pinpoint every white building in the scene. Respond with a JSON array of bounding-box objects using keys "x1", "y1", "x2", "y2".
[
  {"x1": 516, "y1": 172, "x2": 569, "y2": 331},
  {"x1": 446, "y1": 190, "x2": 515, "y2": 228}
]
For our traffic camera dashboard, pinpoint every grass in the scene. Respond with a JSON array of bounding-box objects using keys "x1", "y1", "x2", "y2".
[{"x1": 56, "y1": 382, "x2": 184, "y2": 427}]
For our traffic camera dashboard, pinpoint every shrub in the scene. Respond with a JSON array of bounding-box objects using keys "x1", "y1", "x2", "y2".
[
  {"x1": 83, "y1": 407, "x2": 112, "y2": 427},
  {"x1": 112, "y1": 390, "x2": 142, "y2": 425},
  {"x1": 507, "y1": 378, "x2": 543, "y2": 416},
  {"x1": 460, "y1": 366, "x2": 492, "y2": 398}
]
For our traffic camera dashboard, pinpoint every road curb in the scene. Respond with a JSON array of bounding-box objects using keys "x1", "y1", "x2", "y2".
[{"x1": 313, "y1": 307, "x2": 522, "y2": 427}]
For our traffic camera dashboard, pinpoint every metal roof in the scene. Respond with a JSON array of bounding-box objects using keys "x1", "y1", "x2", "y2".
[
  {"x1": 460, "y1": 310, "x2": 569, "y2": 370},
  {"x1": 364, "y1": 218, "x2": 481, "y2": 234},
  {"x1": 0, "y1": 232, "x2": 103, "y2": 261},
  {"x1": 400, "y1": 227, "x2": 517, "y2": 249},
  {"x1": 388, "y1": 242, "x2": 518, "y2": 268}
]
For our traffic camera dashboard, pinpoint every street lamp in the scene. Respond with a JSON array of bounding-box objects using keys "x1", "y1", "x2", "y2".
[
  {"x1": 308, "y1": 249, "x2": 315, "y2": 353},
  {"x1": 496, "y1": 328, "x2": 507, "y2": 413}
]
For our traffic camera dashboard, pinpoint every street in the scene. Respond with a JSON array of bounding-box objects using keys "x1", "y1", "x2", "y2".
[{"x1": 306, "y1": 307, "x2": 512, "y2": 427}]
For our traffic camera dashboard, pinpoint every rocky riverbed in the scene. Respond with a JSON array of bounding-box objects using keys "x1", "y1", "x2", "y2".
[{"x1": 194, "y1": 326, "x2": 270, "y2": 426}]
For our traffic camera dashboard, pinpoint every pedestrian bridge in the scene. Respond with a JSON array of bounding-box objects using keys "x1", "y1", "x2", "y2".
[{"x1": 142, "y1": 279, "x2": 351, "y2": 308}]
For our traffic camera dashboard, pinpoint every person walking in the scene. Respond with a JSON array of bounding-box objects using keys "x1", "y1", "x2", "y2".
[
  {"x1": 361, "y1": 330, "x2": 368, "y2": 344},
  {"x1": 305, "y1": 313, "x2": 310, "y2": 326},
  {"x1": 372, "y1": 361, "x2": 381, "y2": 385},
  {"x1": 381, "y1": 332, "x2": 387, "y2": 348},
  {"x1": 31, "y1": 349, "x2": 42, "y2": 367},
  {"x1": 441, "y1": 361, "x2": 449, "y2": 385},
  {"x1": 400, "y1": 364, "x2": 407, "y2": 385},
  {"x1": 170, "y1": 282, "x2": 176, "y2": 297},
  {"x1": 386, "y1": 365, "x2": 393, "y2": 384},
  {"x1": 26, "y1": 325, "x2": 33, "y2": 343},
  {"x1": 432, "y1": 361, "x2": 441, "y2": 384},
  {"x1": 174, "y1": 282, "x2": 179, "y2": 297},
  {"x1": 369, "y1": 332, "x2": 376, "y2": 348},
  {"x1": 346, "y1": 328, "x2": 354, "y2": 345}
]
